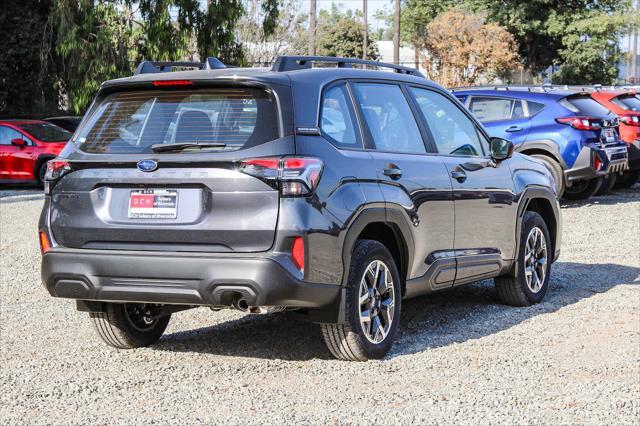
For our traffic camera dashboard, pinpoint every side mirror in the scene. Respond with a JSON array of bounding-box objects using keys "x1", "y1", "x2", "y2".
[
  {"x1": 11, "y1": 138, "x2": 27, "y2": 148},
  {"x1": 489, "y1": 137, "x2": 513, "y2": 161}
]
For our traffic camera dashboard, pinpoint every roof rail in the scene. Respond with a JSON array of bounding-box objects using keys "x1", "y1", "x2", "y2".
[
  {"x1": 134, "y1": 57, "x2": 226, "y2": 75},
  {"x1": 271, "y1": 55, "x2": 425, "y2": 77}
]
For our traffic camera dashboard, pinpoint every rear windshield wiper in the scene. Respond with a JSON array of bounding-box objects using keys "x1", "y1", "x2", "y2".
[{"x1": 151, "y1": 142, "x2": 227, "y2": 153}]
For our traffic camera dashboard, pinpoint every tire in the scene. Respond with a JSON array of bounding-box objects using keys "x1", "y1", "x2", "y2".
[
  {"x1": 36, "y1": 162, "x2": 48, "y2": 186},
  {"x1": 90, "y1": 303, "x2": 171, "y2": 349},
  {"x1": 531, "y1": 154, "x2": 565, "y2": 198},
  {"x1": 614, "y1": 169, "x2": 639, "y2": 189},
  {"x1": 321, "y1": 240, "x2": 402, "y2": 361},
  {"x1": 562, "y1": 177, "x2": 601, "y2": 201},
  {"x1": 595, "y1": 174, "x2": 617, "y2": 195},
  {"x1": 495, "y1": 211, "x2": 552, "y2": 307}
]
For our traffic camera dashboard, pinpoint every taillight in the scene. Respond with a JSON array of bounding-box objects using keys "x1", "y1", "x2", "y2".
[
  {"x1": 44, "y1": 159, "x2": 72, "y2": 195},
  {"x1": 619, "y1": 115, "x2": 640, "y2": 126},
  {"x1": 556, "y1": 116, "x2": 602, "y2": 131},
  {"x1": 39, "y1": 231, "x2": 51, "y2": 254},
  {"x1": 291, "y1": 237, "x2": 305, "y2": 271},
  {"x1": 239, "y1": 156, "x2": 323, "y2": 196},
  {"x1": 152, "y1": 80, "x2": 193, "y2": 87}
]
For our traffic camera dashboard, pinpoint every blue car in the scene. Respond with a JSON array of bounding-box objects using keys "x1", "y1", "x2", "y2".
[{"x1": 452, "y1": 87, "x2": 629, "y2": 199}]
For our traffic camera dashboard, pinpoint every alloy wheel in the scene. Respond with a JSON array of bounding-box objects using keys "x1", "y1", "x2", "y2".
[
  {"x1": 524, "y1": 227, "x2": 547, "y2": 293},
  {"x1": 124, "y1": 303, "x2": 161, "y2": 332},
  {"x1": 358, "y1": 260, "x2": 395, "y2": 344}
]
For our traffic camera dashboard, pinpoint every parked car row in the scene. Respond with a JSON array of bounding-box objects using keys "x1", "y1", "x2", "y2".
[{"x1": 452, "y1": 85, "x2": 639, "y2": 200}]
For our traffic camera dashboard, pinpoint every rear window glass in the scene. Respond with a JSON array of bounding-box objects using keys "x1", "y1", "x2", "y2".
[
  {"x1": 611, "y1": 95, "x2": 640, "y2": 111},
  {"x1": 17, "y1": 123, "x2": 71, "y2": 142},
  {"x1": 75, "y1": 88, "x2": 279, "y2": 153},
  {"x1": 560, "y1": 95, "x2": 611, "y2": 116}
]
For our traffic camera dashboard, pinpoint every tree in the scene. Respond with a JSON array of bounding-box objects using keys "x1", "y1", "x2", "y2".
[
  {"x1": 468, "y1": 0, "x2": 633, "y2": 76},
  {"x1": 316, "y1": 6, "x2": 379, "y2": 60},
  {"x1": 0, "y1": 0, "x2": 59, "y2": 115},
  {"x1": 51, "y1": 0, "x2": 141, "y2": 114},
  {"x1": 551, "y1": 10, "x2": 633, "y2": 84},
  {"x1": 237, "y1": 0, "x2": 307, "y2": 64},
  {"x1": 401, "y1": 0, "x2": 452, "y2": 68},
  {"x1": 425, "y1": 9, "x2": 518, "y2": 87}
]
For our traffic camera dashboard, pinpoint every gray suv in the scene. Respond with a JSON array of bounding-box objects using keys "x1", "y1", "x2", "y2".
[{"x1": 39, "y1": 56, "x2": 561, "y2": 361}]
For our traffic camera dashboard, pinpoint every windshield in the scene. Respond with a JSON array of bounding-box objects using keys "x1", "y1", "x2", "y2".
[
  {"x1": 75, "y1": 88, "x2": 279, "y2": 154},
  {"x1": 18, "y1": 123, "x2": 71, "y2": 142},
  {"x1": 612, "y1": 95, "x2": 640, "y2": 112}
]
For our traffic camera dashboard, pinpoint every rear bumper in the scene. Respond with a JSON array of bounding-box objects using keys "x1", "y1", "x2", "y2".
[
  {"x1": 564, "y1": 145, "x2": 628, "y2": 183},
  {"x1": 41, "y1": 249, "x2": 340, "y2": 308}
]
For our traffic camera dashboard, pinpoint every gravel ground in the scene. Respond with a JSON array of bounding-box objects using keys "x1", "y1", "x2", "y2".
[{"x1": 1, "y1": 185, "x2": 639, "y2": 425}]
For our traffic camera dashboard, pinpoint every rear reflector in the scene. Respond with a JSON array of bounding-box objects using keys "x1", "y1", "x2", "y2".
[
  {"x1": 291, "y1": 237, "x2": 305, "y2": 271},
  {"x1": 39, "y1": 231, "x2": 51, "y2": 254},
  {"x1": 152, "y1": 80, "x2": 193, "y2": 87},
  {"x1": 594, "y1": 156, "x2": 602, "y2": 171}
]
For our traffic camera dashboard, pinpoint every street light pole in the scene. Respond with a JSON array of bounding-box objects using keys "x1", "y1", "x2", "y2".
[
  {"x1": 363, "y1": 0, "x2": 368, "y2": 60},
  {"x1": 393, "y1": 0, "x2": 400, "y2": 64},
  {"x1": 309, "y1": 0, "x2": 317, "y2": 56}
]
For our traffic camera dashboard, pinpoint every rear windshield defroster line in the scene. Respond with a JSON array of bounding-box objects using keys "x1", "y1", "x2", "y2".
[{"x1": 74, "y1": 88, "x2": 279, "y2": 154}]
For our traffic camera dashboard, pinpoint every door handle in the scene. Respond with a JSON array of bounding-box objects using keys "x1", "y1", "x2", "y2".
[
  {"x1": 451, "y1": 169, "x2": 467, "y2": 182},
  {"x1": 383, "y1": 165, "x2": 402, "y2": 179},
  {"x1": 505, "y1": 125, "x2": 523, "y2": 132}
]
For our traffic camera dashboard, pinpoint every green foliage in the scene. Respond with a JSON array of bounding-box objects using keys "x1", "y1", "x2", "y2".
[
  {"x1": 0, "y1": 0, "x2": 59, "y2": 115},
  {"x1": 316, "y1": 5, "x2": 379, "y2": 60},
  {"x1": 195, "y1": 0, "x2": 246, "y2": 65},
  {"x1": 401, "y1": 0, "x2": 452, "y2": 47},
  {"x1": 468, "y1": 0, "x2": 633, "y2": 78},
  {"x1": 551, "y1": 10, "x2": 632, "y2": 84},
  {"x1": 52, "y1": 0, "x2": 140, "y2": 114}
]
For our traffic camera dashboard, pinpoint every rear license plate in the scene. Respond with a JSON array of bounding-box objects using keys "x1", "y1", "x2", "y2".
[
  {"x1": 128, "y1": 189, "x2": 178, "y2": 219},
  {"x1": 603, "y1": 128, "x2": 616, "y2": 143}
]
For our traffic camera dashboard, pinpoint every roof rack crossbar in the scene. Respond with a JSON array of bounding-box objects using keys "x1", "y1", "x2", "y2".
[
  {"x1": 134, "y1": 57, "x2": 226, "y2": 75},
  {"x1": 271, "y1": 55, "x2": 425, "y2": 77}
]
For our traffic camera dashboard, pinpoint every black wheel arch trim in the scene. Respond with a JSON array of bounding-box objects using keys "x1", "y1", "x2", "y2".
[
  {"x1": 515, "y1": 140, "x2": 567, "y2": 169},
  {"x1": 512, "y1": 185, "x2": 561, "y2": 276},
  {"x1": 340, "y1": 204, "x2": 415, "y2": 288}
]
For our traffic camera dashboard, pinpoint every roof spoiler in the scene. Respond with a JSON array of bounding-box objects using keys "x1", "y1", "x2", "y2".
[{"x1": 134, "y1": 57, "x2": 226, "y2": 75}]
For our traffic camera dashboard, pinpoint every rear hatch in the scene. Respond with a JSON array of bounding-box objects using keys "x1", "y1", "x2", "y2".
[
  {"x1": 48, "y1": 85, "x2": 292, "y2": 252},
  {"x1": 557, "y1": 94, "x2": 620, "y2": 146}
]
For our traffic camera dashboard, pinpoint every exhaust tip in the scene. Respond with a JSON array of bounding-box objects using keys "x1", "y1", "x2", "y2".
[{"x1": 233, "y1": 298, "x2": 249, "y2": 312}]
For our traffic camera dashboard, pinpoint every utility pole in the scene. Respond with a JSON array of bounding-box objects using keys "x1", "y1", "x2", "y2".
[
  {"x1": 363, "y1": 0, "x2": 368, "y2": 60},
  {"x1": 309, "y1": 0, "x2": 317, "y2": 56},
  {"x1": 393, "y1": 0, "x2": 400, "y2": 64},
  {"x1": 633, "y1": 0, "x2": 639, "y2": 82}
]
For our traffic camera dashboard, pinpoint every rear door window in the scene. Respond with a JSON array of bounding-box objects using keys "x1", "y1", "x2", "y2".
[
  {"x1": 320, "y1": 84, "x2": 361, "y2": 148},
  {"x1": 560, "y1": 95, "x2": 611, "y2": 116},
  {"x1": 468, "y1": 97, "x2": 525, "y2": 122},
  {"x1": 528, "y1": 101, "x2": 545, "y2": 116},
  {"x1": 352, "y1": 83, "x2": 426, "y2": 154},
  {"x1": 75, "y1": 88, "x2": 279, "y2": 154}
]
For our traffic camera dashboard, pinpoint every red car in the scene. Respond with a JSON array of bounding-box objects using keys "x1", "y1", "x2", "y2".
[
  {"x1": 590, "y1": 90, "x2": 640, "y2": 187},
  {"x1": 0, "y1": 120, "x2": 72, "y2": 185}
]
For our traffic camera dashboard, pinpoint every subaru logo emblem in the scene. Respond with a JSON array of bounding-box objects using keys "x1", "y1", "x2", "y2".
[{"x1": 137, "y1": 159, "x2": 158, "y2": 172}]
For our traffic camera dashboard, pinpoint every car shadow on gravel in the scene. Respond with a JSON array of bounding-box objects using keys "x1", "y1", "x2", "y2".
[
  {"x1": 560, "y1": 185, "x2": 639, "y2": 209},
  {"x1": 155, "y1": 261, "x2": 638, "y2": 361}
]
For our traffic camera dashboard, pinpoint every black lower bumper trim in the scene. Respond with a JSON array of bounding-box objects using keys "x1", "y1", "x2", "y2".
[
  {"x1": 565, "y1": 145, "x2": 628, "y2": 183},
  {"x1": 42, "y1": 250, "x2": 340, "y2": 308}
]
